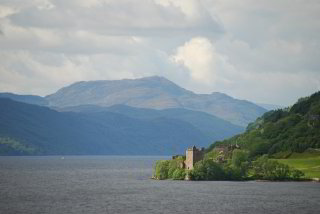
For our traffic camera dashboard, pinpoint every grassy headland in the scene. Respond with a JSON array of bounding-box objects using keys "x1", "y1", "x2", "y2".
[{"x1": 154, "y1": 91, "x2": 320, "y2": 181}]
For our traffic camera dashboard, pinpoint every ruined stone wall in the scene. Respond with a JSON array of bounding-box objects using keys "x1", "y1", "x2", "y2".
[
  {"x1": 185, "y1": 149, "x2": 194, "y2": 170},
  {"x1": 185, "y1": 146, "x2": 204, "y2": 170},
  {"x1": 193, "y1": 149, "x2": 204, "y2": 164}
]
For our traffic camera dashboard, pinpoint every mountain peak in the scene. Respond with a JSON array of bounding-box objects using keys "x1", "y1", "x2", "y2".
[
  {"x1": 70, "y1": 75, "x2": 170, "y2": 85},
  {"x1": 62, "y1": 76, "x2": 183, "y2": 93},
  {"x1": 46, "y1": 76, "x2": 191, "y2": 109},
  {"x1": 45, "y1": 76, "x2": 266, "y2": 126},
  {"x1": 139, "y1": 75, "x2": 167, "y2": 81}
]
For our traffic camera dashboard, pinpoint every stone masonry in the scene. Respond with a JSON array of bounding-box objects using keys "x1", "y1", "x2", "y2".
[{"x1": 184, "y1": 146, "x2": 204, "y2": 170}]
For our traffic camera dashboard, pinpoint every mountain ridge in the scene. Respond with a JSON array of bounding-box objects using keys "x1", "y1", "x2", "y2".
[
  {"x1": 0, "y1": 98, "x2": 213, "y2": 155},
  {"x1": 0, "y1": 92, "x2": 48, "y2": 106},
  {"x1": 46, "y1": 76, "x2": 266, "y2": 126},
  {"x1": 57, "y1": 104, "x2": 244, "y2": 141}
]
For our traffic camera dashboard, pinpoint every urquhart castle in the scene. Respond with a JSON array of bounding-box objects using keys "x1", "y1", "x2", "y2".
[
  {"x1": 172, "y1": 144, "x2": 236, "y2": 170},
  {"x1": 173, "y1": 145, "x2": 205, "y2": 170},
  {"x1": 152, "y1": 144, "x2": 239, "y2": 180}
]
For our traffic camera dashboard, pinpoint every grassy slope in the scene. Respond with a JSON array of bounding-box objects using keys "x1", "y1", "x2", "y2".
[
  {"x1": 274, "y1": 149, "x2": 320, "y2": 178},
  {"x1": 206, "y1": 92, "x2": 320, "y2": 179},
  {"x1": 276, "y1": 158, "x2": 320, "y2": 178}
]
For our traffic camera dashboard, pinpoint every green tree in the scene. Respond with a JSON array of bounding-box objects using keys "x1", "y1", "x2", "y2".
[
  {"x1": 232, "y1": 149, "x2": 249, "y2": 167},
  {"x1": 167, "y1": 156, "x2": 184, "y2": 178},
  {"x1": 172, "y1": 168, "x2": 186, "y2": 180},
  {"x1": 291, "y1": 169, "x2": 305, "y2": 180},
  {"x1": 252, "y1": 155, "x2": 304, "y2": 180},
  {"x1": 231, "y1": 149, "x2": 250, "y2": 177},
  {"x1": 155, "y1": 160, "x2": 170, "y2": 180},
  {"x1": 190, "y1": 159, "x2": 226, "y2": 180}
]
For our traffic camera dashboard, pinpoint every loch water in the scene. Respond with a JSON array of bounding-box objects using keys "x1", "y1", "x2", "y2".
[{"x1": 0, "y1": 156, "x2": 319, "y2": 214}]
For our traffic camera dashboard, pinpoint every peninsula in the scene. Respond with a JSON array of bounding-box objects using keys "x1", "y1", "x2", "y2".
[{"x1": 153, "y1": 91, "x2": 320, "y2": 181}]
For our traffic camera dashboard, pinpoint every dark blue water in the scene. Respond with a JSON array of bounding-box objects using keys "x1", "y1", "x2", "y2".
[{"x1": 0, "y1": 156, "x2": 319, "y2": 214}]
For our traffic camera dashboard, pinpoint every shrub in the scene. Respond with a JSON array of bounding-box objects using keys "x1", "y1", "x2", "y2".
[
  {"x1": 168, "y1": 161, "x2": 178, "y2": 178},
  {"x1": 231, "y1": 149, "x2": 250, "y2": 177},
  {"x1": 172, "y1": 168, "x2": 186, "y2": 180},
  {"x1": 154, "y1": 160, "x2": 170, "y2": 180},
  {"x1": 223, "y1": 165, "x2": 243, "y2": 180},
  {"x1": 291, "y1": 169, "x2": 304, "y2": 180},
  {"x1": 252, "y1": 155, "x2": 304, "y2": 180},
  {"x1": 232, "y1": 149, "x2": 249, "y2": 167},
  {"x1": 154, "y1": 157, "x2": 186, "y2": 180},
  {"x1": 190, "y1": 159, "x2": 226, "y2": 180},
  {"x1": 168, "y1": 157, "x2": 184, "y2": 178}
]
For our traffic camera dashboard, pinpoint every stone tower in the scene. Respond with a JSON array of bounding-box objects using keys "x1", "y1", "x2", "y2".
[{"x1": 185, "y1": 145, "x2": 204, "y2": 170}]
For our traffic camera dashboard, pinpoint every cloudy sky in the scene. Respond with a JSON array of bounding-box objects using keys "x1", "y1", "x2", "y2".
[{"x1": 0, "y1": 0, "x2": 319, "y2": 106}]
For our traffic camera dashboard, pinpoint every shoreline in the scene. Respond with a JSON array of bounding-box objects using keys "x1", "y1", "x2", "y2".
[{"x1": 151, "y1": 177, "x2": 320, "y2": 182}]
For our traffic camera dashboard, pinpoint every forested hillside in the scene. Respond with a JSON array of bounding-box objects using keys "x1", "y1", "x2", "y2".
[
  {"x1": 208, "y1": 91, "x2": 320, "y2": 158},
  {"x1": 0, "y1": 98, "x2": 218, "y2": 155},
  {"x1": 58, "y1": 104, "x2": 244, "y2": 141}
]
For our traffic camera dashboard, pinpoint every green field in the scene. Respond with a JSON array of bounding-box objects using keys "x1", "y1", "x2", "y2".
[{"x1": 275, "y1": 156, "x2": 320, "y2": 179}]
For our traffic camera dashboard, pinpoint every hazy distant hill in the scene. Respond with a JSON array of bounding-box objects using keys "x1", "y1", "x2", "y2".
[
  {"x1": 59, "y1": 104, "x2": 244, "y2": 141},
  {"x1": 257, "y1": 103, "x2": 284, "y2": 110},
  {"x1": 46, "y1": 76, "x2": 266, "y2": 126},
  {"x1": 0, "y1": 98, "x2": 219, "y2": 155},
  {"x1": 208, "y1": 91, "x2": 320, "y2": 157},
  {"x1": 0, "y1": 92, "x2": 48, "y2": 106}
]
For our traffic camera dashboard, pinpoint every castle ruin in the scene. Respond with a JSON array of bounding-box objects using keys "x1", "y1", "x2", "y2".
[{"x1": 184, "y1": 146, "x2": 204, "y2": 170}]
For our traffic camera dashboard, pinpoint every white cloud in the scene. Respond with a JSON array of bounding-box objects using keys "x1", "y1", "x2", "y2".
[
  {"x1": 0, "y1": 48, "x2": 175, "y2": 96},
  {"x1": 5, "y1": 0, "x2": 221, "y2": 37},
  {"x1": 36, "y1": 0, "x2": 55, "y2": 10},
  {"x1": 0, "y1": 0, "x2": 319, "y2": 106},
  {"x1": 0, "y1": 5, "x2": 17, "y2": 18},
  {"x1": 0, "y1": 51, "x2": 95, "y2": 95},
  {"x1": 155, "y1": 0, "x2": 208, "y2": 20},
  {"x1": 171, "y1": 37, "x2": 232, "y2": 87},
  {"x1": 169, "y1": 35, "x2": 320, "y2": 105}
]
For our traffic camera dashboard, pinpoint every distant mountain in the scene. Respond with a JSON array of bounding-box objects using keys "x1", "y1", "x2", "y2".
[
  {"x1": 257, "y1": 103, "x2": 284, "y2": 110},
  {"x1": 207, "y1": 91, "x2": 320, "y2": 158},
  {"x1": 58, "y1": 104, "x2": 244, "y2": 141},
  {"x1": 0, "y1": 98, "x2": 221, "y2": 155},
  {"x1": 46, "y1": 76, "x2": 266, "y2": 126},
  {"x1": 46, "y1": 76, "x2": 192, "y2": 108},
  {"x1": 0, "y1": 92, "x2": 48, "y2": 106}
]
